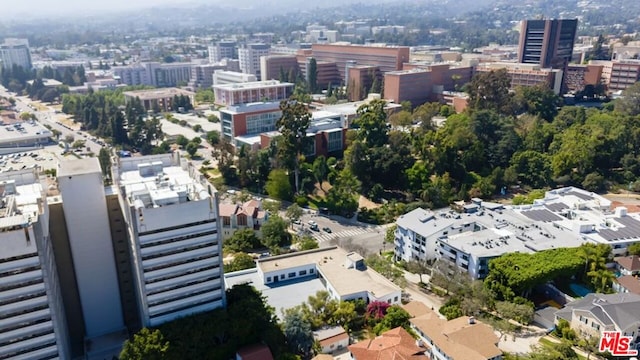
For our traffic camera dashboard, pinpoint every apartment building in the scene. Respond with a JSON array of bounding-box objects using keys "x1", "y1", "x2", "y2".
[
  {"x1": 609, "y1": 60, "x2": 640, "y2": 92},
  {"x1": 212, "y1": 70, "x2": 257, "y2": 85},
  {"x1": 208, "y1": 40, "x2": 236, "y2": 63},
  {"x1": 188, "y1": 63, "x2": 227, "y2": 89},
  {"x1": 213, "y1": 80, "x2": 293, "y2": 107},
  {"x1": 518, "y1": 19, "x2": 578, "y2": 69},
  {"x1": 565, "y1": 64, "x2": 603, "y2": 93},
  {"x1": 113, "y1": 153, "x2": 225, "y2": 327},
  {"x1": 0, "y1": 169, "x2": 70, "y2": 360},
  {"x1": 238, "y1": 43, "x2": 270, "y2": 79},
  {"x1": 113, "y1": 62, "x2": 192, "y2": 87},
  {"x1": 310, "y1": 43, "x2": 410, "y2": 83},
  {"x1": 57, "y1": 158, "x2": 126, "y2": 358},
  {"x1": 384, "y1": 64, "x2": 473, "y2": 107},
  {"x1": 475, "y1": 62, "x2": 564, "y2": 94},
  {"x1": 396, "y1": 187, "x2": 640, "y2": 279},
  {"x1": 260, "y1": 55, "x2": 299, "y2": 81},
  {"x1": 0, "y1": 38, "x2": 32, "y2": 70},
  {"x1": 123, "y1": 88, "x2": 195, "y2": 112}
]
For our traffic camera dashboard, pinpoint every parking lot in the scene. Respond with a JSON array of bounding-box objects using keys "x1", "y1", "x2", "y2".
[{"x1": 0, "y1": 144, "x2": 80, "y2": 174}]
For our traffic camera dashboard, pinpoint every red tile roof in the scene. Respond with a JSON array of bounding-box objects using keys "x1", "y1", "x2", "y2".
[
  {"x1": 616, "y1": 275, "x2": 640, "y2": 295},
  {"x1": 616, "y1": 255, "x2": 640, "y2": 272},
  {"x1": 348, "y1": 327, "x2": 427, "y2": 360}
]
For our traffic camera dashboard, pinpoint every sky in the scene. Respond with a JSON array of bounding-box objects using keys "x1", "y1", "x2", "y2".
[{"x1": 5, "y1": 0, "x2": 196, "y2": 16}]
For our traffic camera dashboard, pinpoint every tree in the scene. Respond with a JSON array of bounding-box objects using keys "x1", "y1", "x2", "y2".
[
  {"x1": 120, "y1": 328, "x2": 169, "y2": 360},
  {"x1": 276, "y1": 100, "x2": 311, "y2": 194},
  {"x1": 261, "y1": 215, "x2": 290, "y2": 251},
  {"x1": 354, "y1": 99, "x2": 389, "y2": 148},
  {"x1": 312, "y1": 156, "x2": 329, "y2": 191},
  {"x1": 226, "y1": 253, "x2": 257, "y2": 272},
  {"x1": 307, "y1": 58, "x2": 318, "y2": 93},
  {"x1": 373, "y1": 305, "x2": 411, "y2": 335},
  {"x1": 282, "y1": 311, "x2": 314, "y2": 357},
  {"x1": 285, "y1": 204, "x2": 303, "y2": 227},
  {"x1": 616, "y1": 82, "x2": 640, "y2": 116},
  {"x1": 206, "y1": 130, "x2": 220, "y2": 146},
  {"x1": 296, "y1": 236, "x2": 319, "y2": 251},
  {"x1": 467, "y1": 68, "x2": 513, "y2": 115},
  {"x1": 629, "y1": 243, "x2": 640, "y2": 256},
  {"x1": 98, "y1": 148, "x2": 112, "y2": 180},
  {"x1": 266, "y1": 169, "x2": 293, "y2": 201},
  {"x1": 185, "y1": 142, "x2": 199, "y2": 157},
  {"x1": 226, "y1": 228, "x2": 260, "y2": 252},
  {"x1": 405, "y1": 260, "x2": 429, "y2": 283},
  {"x1": 514, "y1": 84, "x2": 562, "y2": 121}
]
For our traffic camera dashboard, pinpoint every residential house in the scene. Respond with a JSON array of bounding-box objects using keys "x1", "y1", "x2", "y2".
[
  {"x1": 348, "y1": 327, "x2": 428, "y2": 360},
  {"x1": 219, "y1": 199, "x2": 268, "y2": 240},
  {"x1": 613, "y1": 255, "x2": 640, "y2": 295},
  {"x1": 313, "y1": 326, "x2": 349, "y2": 354},
  {"x1": 555, "y1": 293, "x2": 640, "y2": 351},
  {"x1": 404, "y1": 301, "x2": 503, "y2": 360}
]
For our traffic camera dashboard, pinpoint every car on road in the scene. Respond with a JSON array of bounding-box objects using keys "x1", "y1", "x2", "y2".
[
  {"x1": 308, "y1": 220, "x2": 317, "y2": 226},
  {"x1": 322, "y1": 227, "x2": 332, "y2": 233},
  {"x1": 310, "y1": 223, "x2": 319, "y2": 231},
  {"x1": 292, "y1": 219, "x2": 301, "y2": 225}
]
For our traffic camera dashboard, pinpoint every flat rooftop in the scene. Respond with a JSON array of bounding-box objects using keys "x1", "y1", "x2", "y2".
[
  {"x1": 258, "y1": 247, "x2": 400, "y2": 300},
  {"x1": 0, "y1": 169, "x2": 43, "y2": 255},
  {"x1": 123, "y1": 88, "x2": 195, "y2": 100},
  {"x1": 0, "y1": 120, "x2": 52, "y2": 144},
  {"x1": 58, "y1": 157, "x2": 102, "y2": 177},
  {"x1": 213, "y1": 80, "x2": 294, "y2": 91},
  {"x1": 117, "y1": 154, "x2": 210, "y2": 208}
]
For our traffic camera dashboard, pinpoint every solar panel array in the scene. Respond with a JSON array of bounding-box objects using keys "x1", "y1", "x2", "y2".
[
  {"x1": 521, "y1": 209, "x2": 564, "y2": 222},
  {"x1": 545, "y1": 202, "x2": 569, "y2": 212},
  {"x1": 599, "y1": 216, "x2": 640, "y2": 241},
  {"x1": 565, "y1": 191, "x2": 594, "y2": 201}
]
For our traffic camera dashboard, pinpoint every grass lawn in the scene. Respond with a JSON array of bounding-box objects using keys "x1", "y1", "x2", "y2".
[{"x1": 538, "y1": 337, "x2": 587, "y2": 360}]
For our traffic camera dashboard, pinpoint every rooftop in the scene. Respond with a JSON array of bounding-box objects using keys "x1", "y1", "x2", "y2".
[
  {"x1": 615, "y1": 275, "x2": 640, "y2": 295},
  {"x1": 555, "y1": 293, "x2": 640, "y2": 331},
  {"x1": 123, "y1": 87, "x2": 195, "y2": 100},
  {"x1": 213, "y1": 80, "x2": 294, "y2": 91},
  {"x1": 0, "y1": 119, "x2": 52, "y2": 144},
  {"x1": 615, "y1": 255, "x2": 640, "y2": 272},
  {"x1": 116, "y1": 153, "x2": 210, "y2": 208},
  {"x1": 348, "y1": 327, "x2": 427, "y2": 360},
  {"x1": 257, "y1": 247, "x2": 401, "y2": 300},
  {"x1": 0, "y1": 169, "x2": 43, "y2": 256},
  {"x1": 58, "y1": 157, "x2": 102, "y2": 177}
]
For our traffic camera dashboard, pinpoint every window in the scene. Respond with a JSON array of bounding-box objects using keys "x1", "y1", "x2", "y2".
[
  {"x1": 327, "y1": 130, "x2": 343, "y2": 152},
  {"x1": 267, "y1": 277, "x2": 271, "y2": 282},
  {"x1": 245, "y1": 111, "x2": 281, "y2": 135},
  {"x1": 288, "y1": 272, "x2": 296, "y2": 278},
  {"x1": 310, "y1": 268, "x2": 315, "y2": 274},
  {"x1": 280, "y1": 274, "x2": 285, "y2": 280},
  {"x1": 299, "y1": 270, "x2": 307, "y2": 276},
  {"x1": 237, "y1": 215, "x2": 247, "y2": 226},
  {"x1": 222, "y1": 217, "x2": 231, "y2": 226},
  {"x1": 394, "y1": 296, "x2": 398, "y2": 302}
]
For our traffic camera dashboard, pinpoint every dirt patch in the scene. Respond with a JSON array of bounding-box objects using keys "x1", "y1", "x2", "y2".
[
  {"x1": 313, "y1": 181, "x2": 332, "y2": 197},
  {"x1": 358, "y1": 195, "x2": 381, "y2": 209}
]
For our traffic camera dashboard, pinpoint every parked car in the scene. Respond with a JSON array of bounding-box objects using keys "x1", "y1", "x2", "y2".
[
  {"x1": 310, "y1": 223, "x2": 319, "y2": 231},
  {"x1": 322, "y1": 227, "x2": 332, "y2": 233}
]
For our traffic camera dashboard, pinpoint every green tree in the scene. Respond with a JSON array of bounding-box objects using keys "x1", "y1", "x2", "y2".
[
  {"x1": 276, "y1": 100, "x2": 311, "y2": 193},
  {"x1": 261, "y1": 215, "x2": 290, "y2": 251},
  {"x1": 307, "y1": 58, "x2": 318, "y2": 93},
  {"x1": 185, "y1": 142, "x2": 199, "y2": 157},
  {"x1": 120, "y1": 328, "x2": 169, "y2": 360},
  {"x1": 354, "y1": 99, "x2": 389, "y2": 148},
  {"x1": 266, "y1": 169, "x2": 293, "y2": 201},
  {"x1": 514, "y1": 84, "x2": 562, "y2": 121},
  {"x1": 373, "y1": 305, "x2": 411, "y2": 335},
  {"x1": 282, "y1": 311, "x2": 314, "y2": 357},
  {"x1": 98, "y1": 148, "x2": 112, "y2": 180},
  {"x1": 312, "y1": 156, "x2": 329, "y2": 191},
  {"x1": 629, "y1": 243, "x2": 640, "y2": 256},
  {"x1": 226, "y1": 228, "x2": 260, "y2": 252},
  {"x1": 615, "y1": 82, "x2": 640, "y2": 116},
  {"x1": 285, "y1": 204, "x2": 303, "y2": 226},
  {"x1": 467, "y1": 68, "x2": 513, "y2": 115},
  {"x1": 296, "y1": 236, "x2": 319, "y2": 251},
  {"x1": 226, "y1": 253, "x2": 257, "y2": 272}
]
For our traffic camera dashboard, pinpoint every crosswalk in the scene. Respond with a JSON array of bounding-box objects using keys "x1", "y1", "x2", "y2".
[{"x1": 312, "y1": 225, "x2": 386, "y2": 243}]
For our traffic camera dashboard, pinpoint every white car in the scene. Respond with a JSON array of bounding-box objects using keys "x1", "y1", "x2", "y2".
[{"x1": 308, "y1": 220, "x2": 317, "y2": 226}]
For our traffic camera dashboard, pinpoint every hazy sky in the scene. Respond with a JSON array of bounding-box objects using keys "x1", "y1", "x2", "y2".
[{"x1": 6, "y1": 0, "x2": 196, "y2": 16}]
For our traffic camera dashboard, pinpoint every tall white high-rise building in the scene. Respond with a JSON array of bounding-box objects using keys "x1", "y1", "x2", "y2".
[
  {"x1": 0, "y1": 38, "x2": 32, "y2": 70},
  {"x1": 0, "y1": 169, "x2": 69, "y2": 360},
  {"x1": 239, "y1": 43, "x2": 270, "y2": 80},
  {"x1": 113, "y1": 153, "x2": 225, "y2": 327},
  {"x1": 57, "y1": 159, "x2": 126, "y2": 353}
]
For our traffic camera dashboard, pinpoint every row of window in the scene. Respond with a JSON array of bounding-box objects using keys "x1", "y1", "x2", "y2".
[{"x1": 266, "y1": 268, "x2": 315, "y2": 282}]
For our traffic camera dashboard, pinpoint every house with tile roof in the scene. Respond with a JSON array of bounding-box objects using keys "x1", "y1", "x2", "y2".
[
  {"x1": 616, "y1": 255, "x2": 640, "y2": 276},
  {"x1": 348, "y1": 327, "x2": 428, "y2": 360},
  {"x1": 313, "y1": 326, "x2": 349, "y2": 354},
  {"x1": 236, "y1": 343, "x2": 274, "y2": 360},
  {"x1": 555, "y1": 293, "x2": 640, "y2": 352},
  {"x1": 402, "y1": 301, "x2": 503, "y2": 360},
  {"x1": 613, "y1": 255, "x2": 640, "y2": 295},
  {"x1": 219, "y1": 198, "x2": 268, "y2": 239}
]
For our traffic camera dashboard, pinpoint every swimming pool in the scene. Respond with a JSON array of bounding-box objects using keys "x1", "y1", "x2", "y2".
[{"x1": 569, "y1": 283, "x2": 592, "y2": 297}]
